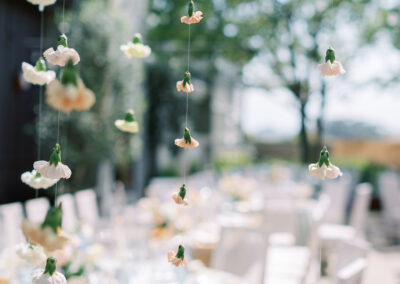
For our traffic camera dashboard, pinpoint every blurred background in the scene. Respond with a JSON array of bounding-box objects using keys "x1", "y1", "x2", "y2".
[{"x1": 1, "y1": 0, "x2": 400, "y2": 283}]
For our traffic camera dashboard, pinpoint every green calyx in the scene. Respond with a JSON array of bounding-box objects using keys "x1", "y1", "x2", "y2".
[
  {"x1": 183, "y1": 128, "x2": 192, "y2": 144},
  {"x1": 61, "y1": 60, "x2": 78, "y2": 86},
  {"x1": 133, "y1": 33, "x2": 142, "y2": 44},
  {"x1": 44, "y1": 257, "x2": 57, "y2": 276},
  {"x1": 35, "y1": 172, "x2": 42, "y2": 178},
  {"x1": 41, "y1": 204, "x2": 63, "y2": 233},
  {"x1": 325, "y1": 47, "x2": 335, "y2": 64},
  {"x1": 188, "y1": 0, "x2": 194, "y2": 17},
  {"x1": 179, "y1": 184, "x2": 186, "y2": 200},
  {"x1": 124, "y1": 110, "x2": 135, "y2": 122},
  {"x1": 57, "y1": 34, "x2": 68, "y2": 47},
  {"x1": 318, "y1": 146, "x2": 331, "y2": 167},
  {"x1": 49, "y1": 143, "x2": 62, "y2": 166},
  {"x1": 183, "y1": 71, "x2": 191, "y2": 88},
  {"x1": 176, "y1": 245, "x2": 185, "y2": 260},
  {"x1": 35, "y1": 57, "x2": 47, "y2": 71}
]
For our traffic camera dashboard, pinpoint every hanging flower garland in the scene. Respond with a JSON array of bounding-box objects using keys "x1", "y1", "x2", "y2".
[
  {"x1": 120, "y1": 33, "x2": 151, "y2": 59},
  {"x1": 115, "y1": 110, "x2": 139, "y2": 133},
  {"x1": 21, "y1": 204, "x2": 68, "y2": 252},
  {"x1": 44, "y1": 34, "x2": 80, "y2": 67},
  {"x1": 22, "y1": 57, "x2": 56, "y2": 86},
  {"x1": 309, "y1": 146, "x2": 342, "y2": 180},
  {"x1": 32, "y1": 257, "x2": 67, "y2": 284},
  {"x1": 34, "y1": 143, "x2": 71, "y2": 180},
  {"x1": 318, "y1": 47, "x2": 345, "y2": 76}
]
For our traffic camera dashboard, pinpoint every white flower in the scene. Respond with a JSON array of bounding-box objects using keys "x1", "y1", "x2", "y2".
[
  {"x1": 43, "y1": 35, "x2": 80, "y2": 66},
  {"x1": 318, "y1": 47, "x2": 345, "y2": 76},
  {"x1": 308, "y1": 163, "x2": 342, "y2": 180},
  {"x1": 34, "y1": 144, "x2": 71, "y2": 180},
  {"x1": 120, "y1": 34, "x2": 151, "y2": 58},
  {"x1": 22, "y1": 61, "x2": 55, "y2": 85},
  {"x1": 15, "y1": 243, "x2": 46, "y2": 266},
  {"x1": 114, "y1": 110, "x2": 139, "y2": 133},
  {"x1": 27, "y1": 0, "x2": 57, "y2": 11},
  {"x1": 176, "y1": 81, "x2": 194, "y2": 93},
  {"x1": 34, "y1": 161, "x2": 71, "y2": 180},
  {"x1": 21, "y1": 170, "x2": 59, "y2": 190},
  {"x1": 308, "y1": 146, "x2": 342, "y2": 180},
  {"x1": 32, "y1": 257, "x2": 67, "y2": 284},
  {"x1": 168, "y1": 245, "x2": 187, "y2": 267},
  {"x1": 318, "y1": 61, "x2": 346, "y2": 76}
]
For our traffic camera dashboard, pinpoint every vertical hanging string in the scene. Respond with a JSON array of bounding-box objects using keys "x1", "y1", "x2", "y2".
[
  {"x1": 35, "y1": 9, "x2": 45, "y2": 199},
  {"x1": 55, "y1": 0, "x2": 66, "y2": 205},
  {"x1": 183, "y1": 23, "x2": 192, "y2": 185}
]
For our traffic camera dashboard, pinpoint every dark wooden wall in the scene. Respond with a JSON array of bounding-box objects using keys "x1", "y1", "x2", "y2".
[{"x1": 0, "y1": 0, "x2": 45, "y2": 204}]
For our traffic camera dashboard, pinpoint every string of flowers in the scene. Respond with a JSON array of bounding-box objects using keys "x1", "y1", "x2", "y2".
[{"x1": 168, "y1": 0, "x2": 203, "y2": 267}]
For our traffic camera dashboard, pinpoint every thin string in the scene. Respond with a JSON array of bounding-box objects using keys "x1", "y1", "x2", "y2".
[
  {"x1": 62, "y1": 0, "x2": 66, "y2": 28},
  {"x1": 35, "y1": 10, "x2": 45, "y2": 199},
  {"x1": 187, "y1": 24, "x2": 191, "y2": 71},
  {"x1": 183, "y1": 23, "x2": 192, "y2": 185}
]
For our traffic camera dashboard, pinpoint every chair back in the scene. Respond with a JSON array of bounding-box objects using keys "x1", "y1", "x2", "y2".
[
  {"x1": 378, "y1": 172, "x2": 400, "y2": 217},
  {"x1": 75, "y1": 189, "x2": 99, "y2": 226},
  {"x1": 0, "y1": 202, "x2": 25, "y2": 247},
  {"x1": 349, "y1": 183, "x2": 372, "y2": 235},
  {"x1": 211, "y1": 226, "x2": 267, "y2": 284},
  {"x1": 56, "y1": 193, "x2": 78, "y2": 232},
  {"x1": 337, "y1": 258, "x2": 367, "y2": 284},
  {"x1": 25, "y1": 197, "x2": 50, "y2": 223},
  {"x1": 322, "y1": 175, "x2": 351, "y2": 224}
]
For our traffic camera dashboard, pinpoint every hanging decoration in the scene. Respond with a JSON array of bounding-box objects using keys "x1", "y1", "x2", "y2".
[
  {"x1": 114, "y1": 109, "x2": 139, "y2": 133},
  {"x1": 21, "y1": 170, "x2": 59, "y2": 190},
  {"x1": 168, "y1": 245, "x2": 187, "y2": 267},
  {"x1": 171, "y1": 184, "x2": 188, "y2": 205},
  {"x1": 180, "y1": 0, "x2": 203, "y2": 24},
  {"x1": 46, "y1": 60, "x2": 96, "y2": 113},
  {"x1": 44, "y1": 34, "x2": 80, "y2": 66},
  {"x1": 15, "y1": 243, "x2": 47, "y2": 266},
  {"x1": 174, "y1": 128, "x2": 199, "y2": 149},
  {"x1": 176, "y1": 71, "x2": 194, "y2": 93},
  {"x1": 318, "y1": 47, "x2": 345, "y2": 76},
  {"x1": 26, "y1": 0, "x2": 56, "y2": 12},
  {"x1": 21, "y1": 58, "x2": 56, "y2": 85},
  {"x1": 32, "y1": 257, "x2": 67, "y2": 284},
  {"x1": 33, "y1": 143, "x2": 71, "y2": 180},
  {"x1": 22, "y1": 204, "x2": 68, "y2": 251},
  {"x1": 308, "y1": 146, "x2": 342, "y2": 180},
  {"x1": 120, "y1": 33, "x2": 151, "y2": 58}
]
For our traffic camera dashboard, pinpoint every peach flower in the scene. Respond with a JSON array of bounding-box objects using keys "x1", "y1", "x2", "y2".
[
  {"x1": 175, "y1": 128, "x2": 199, "y2": 149},
  {"x1": 171, "y1": 184, "x2": 188, "y2": 205},
  {"x1": 318, "y1": 47, "x2": 345, "y2": 76},
  {"x1": 44, "y1": 34, "x2": 80, "y2": 67},
  {"x1": 181, "y1": 1, "x2": 203, "y2": 24},
  {"x1": 168, "y1": 245, "x2": 187, "y2": 267}
]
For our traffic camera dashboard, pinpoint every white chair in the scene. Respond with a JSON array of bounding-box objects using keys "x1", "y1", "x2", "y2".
[
  {"x1": 75, "y1": 189, "x2": 99, "y2": 226},
  {"x1": 211, "y1": 226, "x2": 267, "y2": 284},
  {"x1": 321, "y1": 175, "x2": 351, "y2": 224},
  {"x1": 25, "y1": 197, "x2": 50, "y2": 223},
  {"x1": 319, "y1": 183, "x2": 372, "y2": 245},
  {"x1": 378, "y1": 172, "x2": 400, "y2": 241},
  {"x1": 56, "y1": 194, "x2": 78, "y2": 232},
  {"x1": 0, "y1": 202, "x2": 25, "y2": 247},
  {"x1": 337, "y1": 258, "x2": 367, "y2": 284}
]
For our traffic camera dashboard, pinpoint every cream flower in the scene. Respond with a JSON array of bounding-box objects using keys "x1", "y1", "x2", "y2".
[
  {"x1": 175, "y1": 128, "x2": 199, "y2": 149},
  {"x1": 46, "y1": 60, "x2": 95, "y2": 113},
  {"x1": 115, "y1": 110, "x2": 139, "y2": 133},
  {"x1": 176, "y1": 71, "x2": 194, "y2": 93},
  {"x1": 120, "y1": 34, "x2": 151, "y2": 58},
  {"x1": 15, "y1": 243, "x2": 47, "y2": 266},
  {"x1": 318, "y1": 47, "x2": 345, "y2": 76},
  {"x1": 21, "y1": 170, "x2": 59, "y2": 190},
  {"x1": 44, "y1": 35, "x2": 80, "y2": 67},
  {"x1": 171, "y1": 184, "x2": 188, "y2": 206},
  {"x1": 22, "y1": 58, "x2": 55, "y2": 85},
  {"x1": 168, "y1": 245, "x2": 187, "y2": 267},
  {"x1": 181, "y1": 1, "x2": 203, "y2": 24},
  {"x1": 34, "y1": 144, "x2": 71, "y2": 180},
  {"x1": 308, "y1": 146, "x2": 343, "y2": 180},
  {"x1": 32, "y1": 257, "x2": 67, "y2": 284},
  {"x1": 27, "y1": 0, "x2": 56, "y2": 11},
  {"x1": 22, "y1": 205, "x2": 68, "y2": 252}
]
